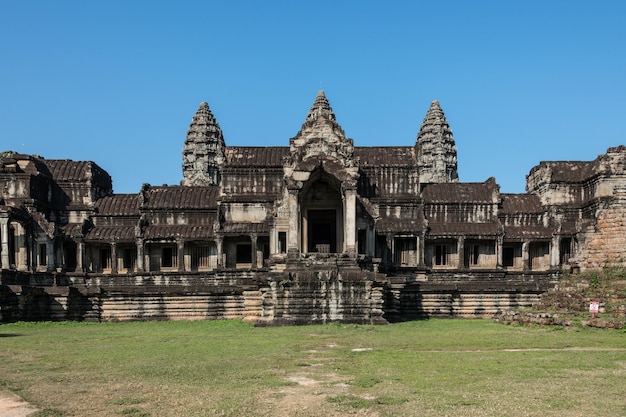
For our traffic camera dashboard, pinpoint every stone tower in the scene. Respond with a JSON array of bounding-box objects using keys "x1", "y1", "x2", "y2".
[
  {"x1": 415, "y1": 100, "x2": 459, "y2": 184},
  {"x1": 181, "y1": 102, "x2": 225, "y2": 186}
]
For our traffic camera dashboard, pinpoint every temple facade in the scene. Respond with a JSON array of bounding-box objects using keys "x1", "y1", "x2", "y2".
[{"x1": 1, "y1": 91, "x2": 625, "y2": 323}]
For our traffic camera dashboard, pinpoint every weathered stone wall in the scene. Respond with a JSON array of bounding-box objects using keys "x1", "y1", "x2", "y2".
[{"x1": 576, "y1": 186, "x2": 626, "y2": 269}]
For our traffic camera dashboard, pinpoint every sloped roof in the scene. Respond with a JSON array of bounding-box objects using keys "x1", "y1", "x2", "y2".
[
  {"x1": 144, "y1": 225, "x2": 215, "y2": 239},
  {"x1": 428, "y1": 222, "x2": 499, "y2": 237},
  {"x1": 144, "y1": 186, "x2": 219, "y2": 209},
  {"x1": 376, "y1": 217, "x2": 423, "y2": 233},
  {"x1": 355, "y1": 147, "x2": 416, "y2": 166},
  {"x1": 85, "y1": 226, "x2": 136, "y2": 241},
  {"x1": 225, "y1": 147, "x2": 288, "y2": 167},
  {"x1": 500, "y1": 194, "x2": 543, "y2": 214},
  {"x1": 503, "y1": 225, "x2": 554, "y2": 239},
  {"x1": 95, "y1": 194, "x2": 140, "y2": 216},
  {"x1": 221, "y1": 222, "x2": 269, "y2": 234},
  {"x1": 422, "y1": 180, "x2": 497, "y2": 203}
]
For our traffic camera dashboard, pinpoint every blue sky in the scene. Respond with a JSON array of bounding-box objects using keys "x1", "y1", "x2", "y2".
[{"x1": 1, "y1": 1, "x2": 625, "y2": 194}]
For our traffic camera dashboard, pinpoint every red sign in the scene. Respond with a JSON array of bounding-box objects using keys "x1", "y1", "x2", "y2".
[{"x1": 589, "y1": 302, "x2": 599, "y2": 313}]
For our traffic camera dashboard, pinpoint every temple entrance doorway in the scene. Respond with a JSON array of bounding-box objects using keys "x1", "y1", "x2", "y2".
[
  {"x1": 300, "y1": 169, "x2": 343, "y2": 253},
  {"x1": 307, "y1": 209, "x2": 337, "y2": 253}
]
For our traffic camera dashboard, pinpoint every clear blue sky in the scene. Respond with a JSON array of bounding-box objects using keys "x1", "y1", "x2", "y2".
[{"x1": 1, "y1": 1, "x2": 625, "y2": 194}]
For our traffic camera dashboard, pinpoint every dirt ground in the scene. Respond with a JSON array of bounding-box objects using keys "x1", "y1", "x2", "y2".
[{"x1": 0, "y1": 391, "x2": 38, "y2": 417}]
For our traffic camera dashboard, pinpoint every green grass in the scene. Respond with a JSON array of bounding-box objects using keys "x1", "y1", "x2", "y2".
[{"x1": 0, "y1": 319, "x2": 624, "y2": 416}]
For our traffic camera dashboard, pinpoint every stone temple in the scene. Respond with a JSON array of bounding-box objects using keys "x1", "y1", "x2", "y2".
[{"x1": 1, "y1": 91, "x2": 625, "y2": 324}]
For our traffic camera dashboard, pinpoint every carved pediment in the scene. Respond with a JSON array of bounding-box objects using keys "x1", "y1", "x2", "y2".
[{"x1": 285, "y1": 91, "x2": 359, "y2": 188}]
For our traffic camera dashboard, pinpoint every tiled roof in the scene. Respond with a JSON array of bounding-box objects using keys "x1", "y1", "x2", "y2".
[
  {"x1": 354, "y1": 147, "x2": 416, "y2": 166},
  {"x1": 500, "y1": 194, "x2": 543, "y2": 214},
  {"x1": 144, "y1": 225, "x2": 215, "y2": 239},
  {"x1": 145, "y1": 186, "x2": 219, "y2": 209},
  {"x1": 44, "y1": 159, "x2": 110, "y2": 184},
  {"x1": 503, "y1": 225, "x2": 554, "y2": 239},
  {"x1": 422, "y1": 180, "x2": 497, "y2": 203},
  {"x1": 376, "y1": 217, "x2": 423, "y2": 233},
  {"x1": 225, "y1": 147, "x2": 288, "y2": 167},
  {"x1": 221, "y1": 222, "x2": 269, "y2": 234},
  {"x1": 428, "y1": 222, "x2": 499, "y2": 237},
  {"x1": 95, "y1": 194, "x2": 140, "y2": 216},
  {"x1": 85, "y1": 226, "x2": 136, "y2": 241}
]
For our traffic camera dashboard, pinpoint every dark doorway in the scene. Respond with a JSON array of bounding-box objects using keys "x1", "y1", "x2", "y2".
[{"x1": 307, "y1": 209, "x2": 337, "y2": 253}]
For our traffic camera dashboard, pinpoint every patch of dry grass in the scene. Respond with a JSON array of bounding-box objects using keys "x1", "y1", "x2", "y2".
[{"x1": 0, "y1": 319, "x2": 624, "y2": 416}]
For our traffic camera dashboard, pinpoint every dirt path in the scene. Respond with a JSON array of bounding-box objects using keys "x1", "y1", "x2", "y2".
[{"x1": 0, "y1": 391, "x2": 38, "y2": 417}]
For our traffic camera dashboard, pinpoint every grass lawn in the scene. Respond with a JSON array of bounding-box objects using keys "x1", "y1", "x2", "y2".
[{"x1": 0, "y1": 319, "x2": 624, "y2": 417}]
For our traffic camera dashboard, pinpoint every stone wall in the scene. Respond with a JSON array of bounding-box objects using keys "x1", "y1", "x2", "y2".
[{"x1": 577, "y1": 186, "x2": 626, "y2": 269}]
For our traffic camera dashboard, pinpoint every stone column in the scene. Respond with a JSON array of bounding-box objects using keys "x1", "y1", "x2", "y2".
[
  {"x1": 0, "y1": 215, "x2": 9, "y2": 270},
  {"x1": 386, "y1": 233, "x2": 394, "y2": 265},
  {"x1": 344, "y1": 188, "x2": 357, "y2": 256},
  {"x1": 550, "y1": 235, "x2": 560, "y2": 268},
  {"x1": 367, "y1": 225, "x2": 375, "y2": 257},
  {"x1": 177, "y1": 239, "x2": 185, "y2": 272},
  {"x1": 496, "y1": 234, "x2": 504, "y2": 269},
  {"x1": 136, "y1": 238, "x2": 145, "y2": 272},
  {"x1": 76, "y1": 241, "x2": 84, "y2": 272},
  {"x1": 287, "y1": 188, "x2": 299, "y2": 255},
  {"x1": 522, "y1": 241, "x2": 530, "y2": 271},
  {"x1": 215, "y1": 237, "x2": 223, "y2": 268},
  {"x1": 110, "y1": 242, "x2": 118, "y2": 274},
  {"x1": 457, "y1": 236, "x2": 465, "y2": 270},
  {"x1": 250, "y1": 233, "x2": 258, "y2": 269},
  {"x1": 46, "y1": 239, "x2": 55, "y2": 272},
  {"x1": 416, "y1": 235, "x2": 423, "y2": 267}
]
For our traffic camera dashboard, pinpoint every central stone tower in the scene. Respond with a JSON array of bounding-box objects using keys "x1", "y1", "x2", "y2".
[{"x1": 415, "y1": 100, "x2": 459, "y2": 184}]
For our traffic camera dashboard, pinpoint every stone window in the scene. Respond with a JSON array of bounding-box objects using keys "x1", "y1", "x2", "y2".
[
  {"x1": 395, "y1": 237, "x2": 417, "y2": 266},
  {"x1": 560, "y1": 238, "x2": 572, "y2": 265},
  {"x1": 503, "y1": 243, "x2": 522, "y2": 269},
  {"x1": 161, "y1": 246, "x2": 175, "y2": 268},
  {"x1": 278, "y1": 232, "x2": 287, "y2": 254},
  {"x1": 358, "y1": 229, "x2": 367, "y2": 255},
  {"x1": 426, "y1": 240, "x2": 457, "y2": 269},
  {"x1": 236, "y1": 243, "x2": 252, "y2": 265},
  {"x1": 530, "y1": 242, "x2": 550, "y2": 271},
  {"x1": 100, "y1": 247, "x2": 111, "y2": 271},
  {"x1": 190, "y1": 244, "x2": 216, "y2": 271},
  {"x1": 435, "y1": 244, "x2": 449, "y2": 266},
  {"x1": 38, "y1": 243, "x2": 47, "y2": 267},
  {"x1": 465, "y1": 241, "x2": 496, "y2": 269},
  {"x1": 122, "y1": 247, "x2": 136, "y2": 272}
]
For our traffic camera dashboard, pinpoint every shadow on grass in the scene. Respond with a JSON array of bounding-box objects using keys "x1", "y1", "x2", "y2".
[{"x1": 0, "y1": 333, "x2": 22, "y2": 337}]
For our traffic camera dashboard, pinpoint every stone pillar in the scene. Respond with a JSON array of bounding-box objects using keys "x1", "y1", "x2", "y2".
[
  {"x1": 215, "y1": 237, "x2": 223, "y2": 268},
  {"x1": 344, "y1": 188, "x2": 357, "y2": 256},
  {"x1": 250, "y1": 233, "x2": 258, "y2": 269},
  {"x1": 269, "y1": 225, "x2": 276, "y2": 255},
  {"x1": 550, "y1": 235, "x2": 560, "y2": 268},
  {"x1": 76, "y1": 241, "x2": 84, "y2": 272},
  {"x1": 416, "y1": 235, "x2": 423, "y2": 266},
  {"x1": 177, "y1": 239, "x2": 185, "y2": 272},
  {"x1": 496, "y1": 234, "x2": 504, "y2": 269},
  {"x1": 18, "y1": 225, "x2": 28, "y2": 271},
  {"x1": 457, "y1": 236, "x2": 465, "y2": 270},
  {"x1": 0, "y1": 215, "x2": 9, "y2": 270},
  {"x1": 522, "y1": 241, "x2": 530, "y2": 271},
  {"x1": 110, "y1": 242, "x2": 118, "y2": 274},
  {"x1": 136, "y1": 238, "x2": 145, "y2": 272},
  {"x1": 386, "y1": 234, "x2": 394, "y2": 265},
  {"x1": 287, "y1": 188, "x2": 299, "y2": 254},
  {"x1": 46, "y1": 239, "x2": 55, "y2": 272},
  {"x1": 367, "y1": 225, "x2": 375, "y2": 257}
]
